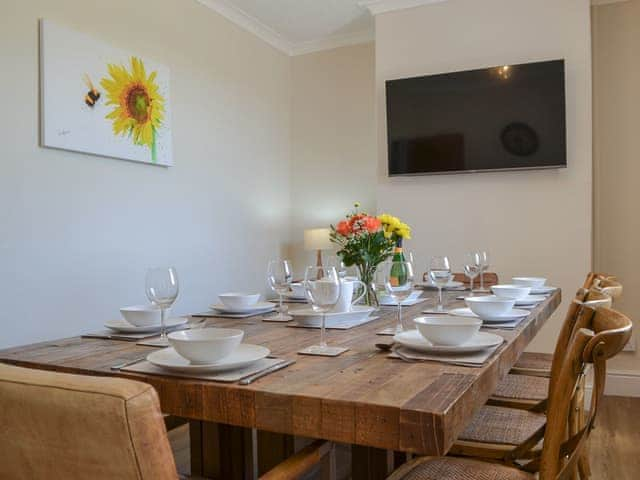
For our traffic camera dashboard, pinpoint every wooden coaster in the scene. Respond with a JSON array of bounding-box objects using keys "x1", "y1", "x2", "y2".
[{"x1": 298, "y1": 345, "x2": 349, "y2": 357}]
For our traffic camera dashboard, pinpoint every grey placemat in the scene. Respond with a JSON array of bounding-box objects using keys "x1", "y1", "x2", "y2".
[
  {"x1": 121, "y1": 357, "x2": 284, "y2": 383},
  {"x1": 287, "y1": 316, "x2": 380, "y2": 330},
  {"x1": 388, "y1": 342, "x2": 503, "y2": 367},
  {"x1": 192, "y1": 309, "x2": 274, "y2": 319},
  {"x1": 82, "y1": 324, "x2": 190, "y2": 342}
]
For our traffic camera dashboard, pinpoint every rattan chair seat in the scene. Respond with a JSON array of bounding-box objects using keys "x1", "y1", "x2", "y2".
[
  {"x1": 457, "y1": 405, "x2": 546, "y2": 445},
  {"x1": 390, "y1": 456, "x2": 534, "y2": 480},
  {"x1": 512, "y1": 352, "x2": 553, "y2": 373},
  {"x1": 493, "y1": 373, "x2": 549, "y2": 401}
]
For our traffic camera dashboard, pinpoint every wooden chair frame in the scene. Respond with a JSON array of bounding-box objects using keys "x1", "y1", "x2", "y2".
[{"x1": 450, "y1": 305, "x2": 632, "y2": 479}]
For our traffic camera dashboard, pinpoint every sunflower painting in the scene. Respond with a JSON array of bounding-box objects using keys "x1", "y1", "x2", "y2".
[
  {"x1": 101, "y1": 57, "x2": 165, "y2": 163},
  {"x1": 40, "y1": 20, "x2": 173, "y2": 166}
]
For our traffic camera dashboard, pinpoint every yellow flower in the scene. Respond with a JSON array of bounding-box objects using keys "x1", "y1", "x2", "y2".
[{"x1": 100, "y1": 57, "x2": 164, "y2": 161}]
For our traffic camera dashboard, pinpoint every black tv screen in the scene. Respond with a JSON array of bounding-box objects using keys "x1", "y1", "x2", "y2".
[{"x1": 385, "y1": 60, "x2": 566, "y2": 176}]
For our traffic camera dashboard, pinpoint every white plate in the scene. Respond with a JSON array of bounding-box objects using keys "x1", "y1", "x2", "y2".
[
  {"x1": 289, "y1": 305, "x2": 375, "y2": 327},
  {"x1": 514, "y1": 295, "x2": 546, "y2": 306},
  {"x1": 209, "y1": 302, "x2": 276, "y2": 314},
  {"x1": 147, "y1": 344, "x2": 270, "y2": 373},
  {"x1": 530, "y1": 286, "x2": 557, "y2": 295},
  {"x1": 449, "y1": 307, "x2": 530, "y2": 322},
  {"x1": 104, "y1": 317, "x2": 188, "y2": 333},
  {"x1": 393, "y1": 329, "x2": 503, "y2": 354}
]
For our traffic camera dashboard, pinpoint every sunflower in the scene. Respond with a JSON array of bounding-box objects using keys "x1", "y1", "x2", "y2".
[{"x1": 100, "y1": 57, "x2": 164, "y2": 161}]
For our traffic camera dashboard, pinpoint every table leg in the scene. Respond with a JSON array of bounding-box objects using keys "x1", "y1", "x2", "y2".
[
  {"x1": 257, "y1": 430, "x2": 295, "y2": 476},
  {"x1": 351, "y1": 445, "x2": 394, "y2": 480},
  {"x1": 189, "y1": 420, "x2": 257, "y2": 479}
]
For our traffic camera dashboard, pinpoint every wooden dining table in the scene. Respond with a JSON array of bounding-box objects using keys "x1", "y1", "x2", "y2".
[{"x1": 0, "y1": 289, "x2": 561, "y2": 480}]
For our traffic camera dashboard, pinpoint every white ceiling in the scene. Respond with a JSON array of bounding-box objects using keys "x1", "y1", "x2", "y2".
[
  {"x1": 229, "y1": 0, "x2": 372, "y2": 44},
  {"x1": 196, "y1": 0, "x2": 376, "y2": 55}
]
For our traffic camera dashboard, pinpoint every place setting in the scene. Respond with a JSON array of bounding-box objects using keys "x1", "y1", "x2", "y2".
[
  {"x1": 83, "y1": 267, "x2": 190, "y2": 344},
  {"x1": 387, "y1": 316, "x2": 505, "y2": 367},
  {"x1": 200, "y1": 293, "x2": 276, "y2": 319},
  {"x1": 289, "y1": 273, "x2": 377, "y2": 330},
  {"x1": 120, "y1": 327, "x2": 293, "y2": 384}
]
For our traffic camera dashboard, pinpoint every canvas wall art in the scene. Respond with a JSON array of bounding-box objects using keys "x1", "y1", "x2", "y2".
[{"x1": 40, "y1": 20, "x2": 173, "y2": 166}]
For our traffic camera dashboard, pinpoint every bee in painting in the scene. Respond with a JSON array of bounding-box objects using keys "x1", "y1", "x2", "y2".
[{"x1": 83, "y1": 74, "x2": 101, "y2": 107}]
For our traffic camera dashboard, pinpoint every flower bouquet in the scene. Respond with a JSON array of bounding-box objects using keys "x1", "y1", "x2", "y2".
[{"x1": 330, "y1": 203, "x2": 412, "y2": 306}]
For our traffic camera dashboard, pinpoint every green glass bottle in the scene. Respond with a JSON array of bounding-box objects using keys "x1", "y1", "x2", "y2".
[{"x1": 389, "y1": 239, "x2": 407, "y2": 286}]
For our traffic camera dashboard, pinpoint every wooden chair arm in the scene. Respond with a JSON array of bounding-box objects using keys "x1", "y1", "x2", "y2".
[{"x1": 259, "y1": 440, "x2": 334, "y2": 480}]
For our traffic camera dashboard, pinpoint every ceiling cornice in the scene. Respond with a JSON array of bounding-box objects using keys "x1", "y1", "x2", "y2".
[
  {"x1": 196, "y1": 0, "x2": 293, "y2": 54},
  {"x1": 196, "y1": 0, "x2": 374, "y2": 56},
  {"x1": 290, "y1": 30, "x2": 374, "y2": 56},
  {"x1": 358, "y1": 0, "x2": 449, "y2": 15}
]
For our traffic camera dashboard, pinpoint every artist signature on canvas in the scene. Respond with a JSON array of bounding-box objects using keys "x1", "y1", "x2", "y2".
[{"x1": 57, "y1": 129, "x2": 71, "y2": 136}]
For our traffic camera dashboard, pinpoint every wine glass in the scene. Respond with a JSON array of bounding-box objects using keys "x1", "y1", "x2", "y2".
[
  {"x1": 266, "y1": 260, "x2": 293, "y2": 321},
  {"x1": 325, "y1": 255, "x2": 347, "y2": 279},
  {"x1": 303, "y1": 266, "x2": 342, "y2": 355},
  {"x1": 384, "y1": 261, "x2": 415, "y2": 333},
  {"x1": 478, "y1": 251, "x2": 490, "y2": 292},
  {"x1": 145, "y1": 267, "x2": 179, "y2": 346},
  {"x1": 428, "y1": 256, "x2": 451, "y2": 312},
  {"x1": 463, "y1": 252, "x2": 481, "y2": 294}
]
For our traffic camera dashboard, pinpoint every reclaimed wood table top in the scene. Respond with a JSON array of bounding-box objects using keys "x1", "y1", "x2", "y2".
[{"x1": 0, "y1": 290, "x2": 561, "y2": 456}]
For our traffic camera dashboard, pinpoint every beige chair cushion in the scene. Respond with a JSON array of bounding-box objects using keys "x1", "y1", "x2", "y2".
[{"x1": 0, "y1": 363, "x2": 178, "y2": 480}]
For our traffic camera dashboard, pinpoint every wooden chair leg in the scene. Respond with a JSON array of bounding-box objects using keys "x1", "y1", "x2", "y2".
[{"x1": 575, "y1": 374, "x2": 592, "y2": 479}]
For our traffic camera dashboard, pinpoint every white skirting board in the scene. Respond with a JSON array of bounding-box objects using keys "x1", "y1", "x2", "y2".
[{"x1": 584, "y1": 370, "x2": 640, "y2": 409}]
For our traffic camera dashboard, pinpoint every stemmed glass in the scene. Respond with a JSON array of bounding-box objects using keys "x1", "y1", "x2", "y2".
[
  {"x1": 266, "y1": 260, "x2": 293, "y2": 321},
  {"x1": 428, "y1": 256, "x2": 452, "y2": 312},
  {"x1": 477, "y1": 251, "x2": 490, "y2": 293},
  {"x1": 384, "y1": 261, "x2": 415, "y2": 333},
  {"x1": 301, "y1": 266, "x2": 344, "y2": 356},
  {"x1": 145, "y1": 267, "x2": 179, "y2": 346},
  {"x1": 325, "y1": 255, "x2": 347, "y2": 279},
  {"x1": 463, "y1": 252, "x2": 481, "y2": 294}
]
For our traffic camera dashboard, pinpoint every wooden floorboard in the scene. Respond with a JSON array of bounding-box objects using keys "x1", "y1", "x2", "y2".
[{"x1": 169, "y1": 395, "x2": 640, "y2": 479}]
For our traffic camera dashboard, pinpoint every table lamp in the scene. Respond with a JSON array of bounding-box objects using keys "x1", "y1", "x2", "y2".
[{"x1": 304, "y1": 228, "x2": 332, "y2": 267}]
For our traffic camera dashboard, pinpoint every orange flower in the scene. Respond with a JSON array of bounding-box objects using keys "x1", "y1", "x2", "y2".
[
  {"x1": 336, "y1": 220, "x2": 352, "y2": 236},
  {"x1": 362, "y1": 216, "x2": 381, "y2": 232}
]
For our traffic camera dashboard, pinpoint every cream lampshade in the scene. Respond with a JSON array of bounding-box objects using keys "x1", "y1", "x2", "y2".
[{"x1": 304, "y1": 228, "x2": 332, "y2": 267}]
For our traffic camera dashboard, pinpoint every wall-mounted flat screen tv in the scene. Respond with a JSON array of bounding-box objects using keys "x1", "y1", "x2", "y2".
[{"x1": 385, "y1": 59, "x2": 566, "y2": 176}]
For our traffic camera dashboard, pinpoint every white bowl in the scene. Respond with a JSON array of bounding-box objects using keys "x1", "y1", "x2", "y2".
[
  {"x1": 491, "y1": 284, "x2": 532, "y2": 300},
  {"x1": 512, "y1": 277, "x2": 547, "y2": 288},
  {"x1": 168, "y1": 328, "x2": 244, "y2": 364},
  {"x1": 465, "y1": 296, "x2": 516, "y2": 318},
  {"x1": 290, "y1": 283, "x2": 306, "y2": 297},
  {"x1": 120, "y1": 305, "x2": 168, "y2": 327},
  {"x1": 218, "y1": 293, "x2": 260, "y2": 309},
  {"x1": 414, "y1": 316, "x2": 482, "y2": 346}
]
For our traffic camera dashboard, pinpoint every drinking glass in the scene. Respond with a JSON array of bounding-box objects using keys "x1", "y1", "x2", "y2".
[
  {"x1": 384, "y1": 261, "x2": 415, "y2": 333},
  {"x1": 478, "y1": 251, "x2": 490, "y2": 292},
  {"x1": 303, "y1": 266, "x2": 342, "y2": 354},
  {"x1": 463, "y1": 252, "x2": 481, "y2": 293},
  {"x1": 428, "y1": 256, "x2": 452, "y2": 312},
  {"x1": 325, "y1": 255, "x2": 347, "y2": 279},
  {"x1": 266, "y1": 260, "x2": 293, "y2": 321},
  {"x1": 145, "y1": 267, "x2": 179, "y2": 346}
]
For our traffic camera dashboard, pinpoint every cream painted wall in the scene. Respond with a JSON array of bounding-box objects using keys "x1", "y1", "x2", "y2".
[
  {"x1": 290, "y1": 44, "x2": 376, "y2": 275},
  {"x1": 0, "y1": 0, "x2": 291, "y2": 348},
  {"x1": 593, "y1": 0, "x2": 640, "y2": 372},
  {"x1": 374, "y1": 0, "x2": 593, "y2": 353}
]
